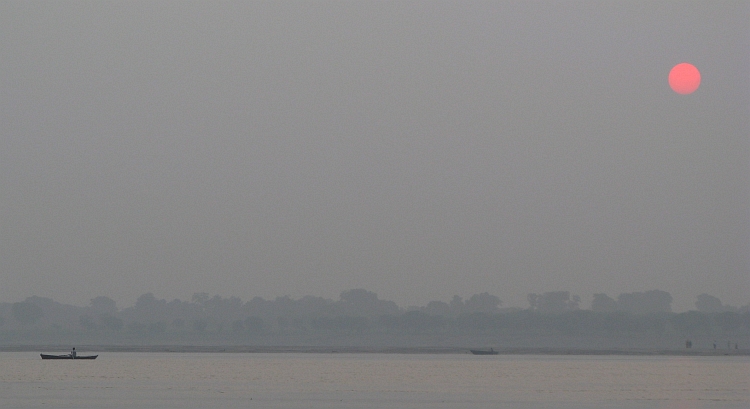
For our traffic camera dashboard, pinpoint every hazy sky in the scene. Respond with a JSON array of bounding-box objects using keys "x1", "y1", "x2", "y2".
[{"x1": 1, "y1": 2, "x2": 748, "y2": 311}]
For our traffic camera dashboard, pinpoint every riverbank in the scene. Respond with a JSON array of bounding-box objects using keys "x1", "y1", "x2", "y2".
[{"x1": 2, "y1": 344, "x2": 749, "y2": 356}]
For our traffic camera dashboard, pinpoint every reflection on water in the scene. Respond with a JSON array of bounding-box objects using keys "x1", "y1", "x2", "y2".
[{"x1": 1, "y1": 353, "x2": 748, "y2": 408}]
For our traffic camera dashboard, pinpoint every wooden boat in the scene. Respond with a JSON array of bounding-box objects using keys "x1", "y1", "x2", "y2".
[
  {"x1": 470, "y1": 348, "x2": 499, "y2": 355},
  {"x1": 40, "y1": 353, "x2": 98, "y2": 360}
]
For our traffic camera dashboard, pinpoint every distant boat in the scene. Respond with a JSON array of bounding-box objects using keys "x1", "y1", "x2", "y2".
[
  {"x1": 40, "y1": 353, "x2": 98, "y2": 360},
  {"x1": 470, "y1": 348, "x2": 499, "y2": 355}
]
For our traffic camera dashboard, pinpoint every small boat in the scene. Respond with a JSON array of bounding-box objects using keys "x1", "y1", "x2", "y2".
[
  {"x1": 40, "y1": 353, "x2": 98, "y2": 360},
  {"x1": 470, "y1": 348, "x2": 499, "y2": 355}
]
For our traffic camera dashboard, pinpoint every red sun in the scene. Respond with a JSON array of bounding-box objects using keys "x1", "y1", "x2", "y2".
[{"x1": 668, "y1": 63, "x2": 700, "y2": 94}]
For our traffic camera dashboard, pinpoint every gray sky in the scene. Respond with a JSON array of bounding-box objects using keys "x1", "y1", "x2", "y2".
[{"x1": 1, "y1": 1, "x2": 748, "y2": 311}]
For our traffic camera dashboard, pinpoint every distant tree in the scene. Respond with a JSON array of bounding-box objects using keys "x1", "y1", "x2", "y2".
[
  {"x1": 333, "y1": 316, "x2": 370, "y2": 332},
  {"x1": 464, "y1": 293, "x2": 502, "y2": 314},
  {"x1": 90, "y1": 296, "x2": 117, "y2": 315},
  {"x1": 695, "y1": 294, "x2": 723, "y2": 313},
  {"x1": 669, "y1": 311, "x2": 712, "y2": 335},
  {"x1": 397, "y1": 311, "x2": 446, "y2": 332},
  {"x1": 148, "y1": 322, "x2": 167, "y2": 334},
  {"x1": 12, "y1": 301, "x2": 44, "y2": 325},
  {"x1": 424, "y1": 301, "x2": 451, "y2": 316},
  {"x1": 127, "y1": 322, "x2": 147, "y2": 334},
  {"x1": 192, "y1": 319, "x2": 208, "y2": 333},
  {"x1": 136, "y1": 293, "x2": 157, "y2": 307},
  {"x1": 539, "y1": 292, "x2": 568, "y2": 313},
  {"x1": 277, "y1": 316, "x2": 290, "y2": 330},
  {"x1": 527, "y1": 294, "x2": 540, "y2": 310},
  {"x1": 617, "y1": 290, "x2": 672, "y2": 314},
  {"x1": 713, "y1": 311, "x2": 742, "y2": 333},
  {"x1": 192, "y1": 292, "x2": 210, "y2": 306},
  {"x1": 568, "y1": 295, "x2": 581, "y2": 310},
  {"x1": 310, "y1": 316, "x2": 369, "y2": 332},
  {"x1": 204, "y1": 295, "x2": 242, "y2": 317},
  {"x1": 454, "y1": 312, "x2": 498, "y2": 332},
  {"x1": 100, "y1": 314, "x2": 123, "y2": 331},
  {"x1": 231, "y1": 320, "x2": 245, "y2": 333},
  {"x1": 340, "y1": 289, "x2": 377, "y2": 305},
  {"x1": 244, "y1": 316, "x2": 264, "y2": 333},
  {"x1": 591, "y1": 293, "x2": 617, "y2": 312},
  {"x1": 339, "y1": 289, "x2": 399, "y2": 316},
  {"x1": 549, "y1": 310, "x2": 596, "y2": 335},
  {"x1": 339, "y1": 289, "x2": 378, "y2": 316},
  {"x1": 297, "y1": 295, "x2": 335, "y2": 317},
  {"x1": 291, "y1": 317, "x2": 306, "y2": 331},
  {"x1": 645, "y1": 290, "x2": 673, "y2": 312},
  {"x1": 135, "y1": 293, "x2": 166, "y2": 313},
  {"x1": 528, "y1": 292, "x2": 579, "y2": 314},
  {"x1": 80, "y1": 315, "x2": 99, "y2": 330},
  {"x1": 449, "y1": 295, "x2": 464, "y2": 315},
  {"x1": 376, "y1": 314, "x2": 396, "y2": 329}
]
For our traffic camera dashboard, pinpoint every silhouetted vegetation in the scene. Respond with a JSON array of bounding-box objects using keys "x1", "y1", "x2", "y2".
[
  {"x1": 0, "y1": 290, "x2": 748, "y2": 349},
  {"x1": 11, "y1": 301, "x2": 44, "y2": 325}
]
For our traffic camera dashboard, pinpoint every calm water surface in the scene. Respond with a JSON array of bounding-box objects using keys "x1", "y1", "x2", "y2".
[{"x1": 1, "y1": 352, "x2": 748, "y2": 408}]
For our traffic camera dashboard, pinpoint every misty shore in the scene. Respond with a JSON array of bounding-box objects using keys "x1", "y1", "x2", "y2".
[{"x1": 4, "y1": 345, "x2": 749, "y2": 356}]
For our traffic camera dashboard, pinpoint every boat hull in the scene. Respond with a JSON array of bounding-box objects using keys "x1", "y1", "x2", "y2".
[
  {"x1": 470, "y1": 349, "x2": 499, "y2": 355},
  {"x1": 40, "y1": 354, "x2": 98, "y2": 360}
]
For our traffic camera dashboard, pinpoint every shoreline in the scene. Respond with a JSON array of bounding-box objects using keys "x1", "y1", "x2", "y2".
[{"x1": 2, "y1": 345, "x2": 749, "y2": 356}]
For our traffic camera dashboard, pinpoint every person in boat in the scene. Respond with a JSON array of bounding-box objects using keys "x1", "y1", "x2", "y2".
[{"x1": 70, "y1": 347, "x2": 76, "y2": 359}]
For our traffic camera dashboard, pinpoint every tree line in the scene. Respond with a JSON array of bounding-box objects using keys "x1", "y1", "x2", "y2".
[{"x1": 1, "y1": 289, "x2": 748, "y2": 347}]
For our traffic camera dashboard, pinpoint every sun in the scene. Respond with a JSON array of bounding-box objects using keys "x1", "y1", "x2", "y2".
[{"x1": 668, "y1": 63, "x2": 700, "y2": 95}]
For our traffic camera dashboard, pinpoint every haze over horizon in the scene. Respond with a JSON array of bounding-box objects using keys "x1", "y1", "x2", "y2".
[{"x1": 1, "y1": 2, "x2": 748, "y2": 312}]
